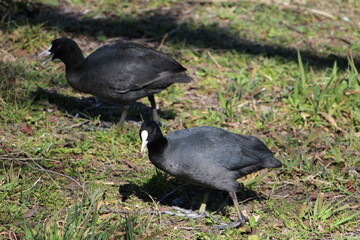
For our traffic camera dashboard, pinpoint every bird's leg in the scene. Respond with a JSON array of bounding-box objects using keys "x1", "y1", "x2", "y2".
[
  {"x1": 213, "y1": 191, "x2": 248, "y2": 229},
  {"x1": 229, "y1": 191, "x2": 248, "y2": 224},
  {"x1": 199, "y1": 190, "x2": 209, "y2": 214},
  {"x1": 148, "y1": 95, "x2": 161, "y2": 124},
  {"x1": 164, "y1": 190, "x2": 209, "y2": 220},
  {"x1": 157, "y1": 188, "x2": 210, "y2": 220},
  {"x1": 92, "y1": 97, "x2": 102, "y2": 107},
  {"x1": 118, "y1": 105, "x2": 129, "y2": 127}
]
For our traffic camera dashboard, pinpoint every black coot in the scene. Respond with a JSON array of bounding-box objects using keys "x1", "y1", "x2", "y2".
[
  {"x1": 139, "y1": 121, "x2": 282, "y2": 227},
  {"x1": 38, "y1": 38, "x2": 192, "y2": 126}
]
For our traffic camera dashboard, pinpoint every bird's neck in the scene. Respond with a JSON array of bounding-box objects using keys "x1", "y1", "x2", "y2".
[
  {"x1": 148, "y1": 137, "x2": 168, "y2": 172},
  {"x1": 148, "y1": 137, "x2": 168, "y2": 155},
  {"x1": 63, "y1": 50, "x2": 85, "y2": 91},
  {"x1": 63, "y1": 48, "x2": 85, "y2": 70}
]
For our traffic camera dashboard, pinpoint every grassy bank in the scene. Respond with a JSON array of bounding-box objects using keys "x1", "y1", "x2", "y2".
[{"x1": 0, "y1": 0, "x2": 359, "y2": 239}]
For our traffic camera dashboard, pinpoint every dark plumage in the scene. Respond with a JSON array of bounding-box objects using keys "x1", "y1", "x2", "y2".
[
  {"x1": 140, "y1": 121, "x2": 282, "y2": 227},
  {"x1": 37, "y1": 38, "x2": 192, "y2": 126}
]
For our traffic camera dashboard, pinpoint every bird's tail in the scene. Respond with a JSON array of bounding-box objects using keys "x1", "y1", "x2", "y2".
[
  {"x1": 174, "y1": 72, "x2": 192, "y2": 83},
  {"x1": 262, "y1": 156, "x2": 282, "y2": 168}
]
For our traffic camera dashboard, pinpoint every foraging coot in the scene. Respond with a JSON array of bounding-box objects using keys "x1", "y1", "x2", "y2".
[
  {"x1": 140, "y1": 121, "x2": 282, "y2": 227},
  {"x1": 38, "y1": 38, "x2": 192, "y2": 126}
]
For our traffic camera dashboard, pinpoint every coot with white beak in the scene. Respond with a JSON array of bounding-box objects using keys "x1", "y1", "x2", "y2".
[
  {"x1": 139, "y1": 121, "x2": 282, "y2": 227},
  {"x1": 38, "y1": 38, "x2": 192, "y2": 127}
]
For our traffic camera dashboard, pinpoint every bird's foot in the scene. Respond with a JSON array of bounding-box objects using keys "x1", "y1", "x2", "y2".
[
  {"x1": 79, "y1": 120, "x2": 112, "y2": 131},
  {"x1": 162, "y1": 206, "x2": 248, "y2": 228},
  {"x1": 213, "y1": 221, "x2": 242, "y2": 229},
  {"x1": 212, "y1": 215, "x2": 248, "y2": 229},
  {"x1": 82, "y1": 125, "x2": 111, "y2": 131},
  {"x1": 127, "y1": 120, "x2": 142, "y2": 127},
  {"x1": 170, "y1": 206, "x2": 209, "y2": 219}
]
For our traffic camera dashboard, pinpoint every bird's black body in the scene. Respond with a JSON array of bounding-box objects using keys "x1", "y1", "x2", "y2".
[
  {"x1": 38, "y1": 38, "x2": 192, "y2": 126},
  {"x1": 140, "y1": 121, "x2": 282, "y2": 227},
  {"x1": 141, "y1": 121, "x2": 281, "y2": 192},
  {"x1": 63, "y1": 41, "x2": 190, "y2": 103}
]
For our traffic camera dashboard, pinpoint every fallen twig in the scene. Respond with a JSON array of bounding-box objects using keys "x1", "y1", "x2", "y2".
[
  {"x1": 99, "y1": 206, "x2": 208, "y2": 219},
  {"x1": 207, "y1": 51, "x2": 222, "y2": 69},
  {"x1": 7, "y1": 156, "x2": 91, "y2": 200}
]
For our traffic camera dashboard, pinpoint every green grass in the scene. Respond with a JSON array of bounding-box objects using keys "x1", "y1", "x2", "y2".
[{"x1": 1, "y1": 0, "x2": 359, "y2": 239}]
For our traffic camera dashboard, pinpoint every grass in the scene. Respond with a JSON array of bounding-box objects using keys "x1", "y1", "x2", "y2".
[{"x1": 1, "y1": 0, "x2": 359, "y2": 239}]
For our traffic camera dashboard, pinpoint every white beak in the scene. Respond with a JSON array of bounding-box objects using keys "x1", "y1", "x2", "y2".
[
  {"x1": 140, "y1": 130, "x2": 149, "y2": 152},
  {"x1": 37, "y1": 44, "x2": 53, "y2": 67}
]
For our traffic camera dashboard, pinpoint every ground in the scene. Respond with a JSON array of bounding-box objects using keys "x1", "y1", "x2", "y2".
[{"x1": 0, "y1": 0, "x2": 359, "y2": 239}]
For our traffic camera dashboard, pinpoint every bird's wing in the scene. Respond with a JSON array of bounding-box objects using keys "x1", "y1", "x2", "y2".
[
  {"x1": 169, "y1": 128, "x2": 273, "y2": 171},
  {"x1": 82, "y1": 43, "x2": 186, "y2": 93},
  {"x1": 166, "y1": 128, "x2": 245, "y2": 169},
  {"x1": 223, "y1": 134, "x2": 274, "y2": 170}
]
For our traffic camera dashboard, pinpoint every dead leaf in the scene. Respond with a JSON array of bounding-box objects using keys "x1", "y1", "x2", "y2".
[
  {"x1": 310, "y1": 191, "x2": 319, "y2": 201},
  {"x1": 319, "y1": 112, "x2": 337, "y2": 127},
  {"x1": 345, "y1": 180, "x2": 356, "y2": 193},
  {"x1": 305, "y1": 129, "x2": 323, "y2": 145},
  {"x1": 345, "y1": 90, "x2": 360, "y2": 95},
  {"x1": 24, "y1": 204, "x2": 38, "y2": 218},
  {"x1": 308, "y1": 8, "x2": 334, "y2": 19},
  {"x1": 122, "y1": 159, "x2": 141, "y2": 173},
  {"x1": 270, "y1": 132, "x2": 285, "y2": 146},
  {"x1": 20, "y1": 124, "x2": 35, "y2": 136},
  {"x1": 303, "y1": 220, "x2": 311, "y2": 228},
  {"x1": 0, "y1": 143, "x2": 13, "y2": 153},
  {"x1": 99, "y1": 213, "x2": 113, "y2": 220}
]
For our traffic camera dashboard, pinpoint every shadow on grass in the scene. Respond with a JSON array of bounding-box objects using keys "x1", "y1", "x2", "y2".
[
  {"x1": 1, "y1": 0, "x2": 357, "y2": 70},
  {"x1": 32, "y1": 87, "x2": 176, "y2": 124},
  {"x1": 119, "y1": 170, "x2": 264, "y2": 213}
]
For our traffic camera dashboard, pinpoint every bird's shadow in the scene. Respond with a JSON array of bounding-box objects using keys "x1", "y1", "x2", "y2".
[
  {"x1": 119, "y1": 170, "x2": 265, "y2": 213},
  {"x1": 31, "y1": 87, "x2": 176, "y2": 125},
  {"x1": 2, "y1": 0, "x2": 358, "y2": 70}
]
